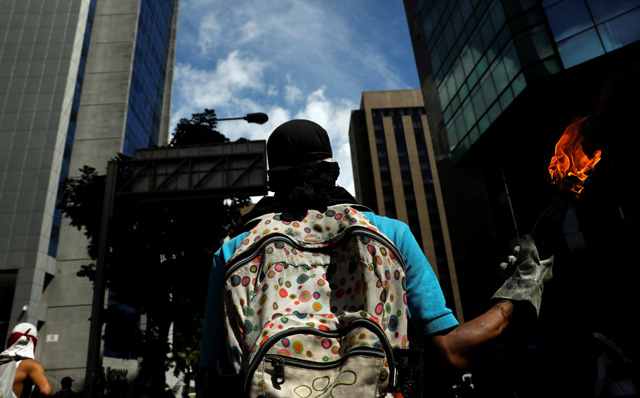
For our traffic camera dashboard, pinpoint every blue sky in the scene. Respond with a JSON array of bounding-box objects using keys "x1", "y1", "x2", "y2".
[{"x1": 170, "y1": 0, "x2": 421, "y2": 194}]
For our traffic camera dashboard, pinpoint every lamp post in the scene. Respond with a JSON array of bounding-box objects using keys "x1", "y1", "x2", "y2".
[{"x1": 216, "y1": 112, "x2": 269, "y2": 125}]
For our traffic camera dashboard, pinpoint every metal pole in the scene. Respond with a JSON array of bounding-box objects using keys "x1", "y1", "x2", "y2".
[
  {"x1": 85, "y1": 161, "x2": 117, "y2": 397},
  {"x1": 500, "y1": 165, "x2": 520, "y2": 242},
  {"x1": 215, "y1": 116, "x2": 244, "y2": 121}
]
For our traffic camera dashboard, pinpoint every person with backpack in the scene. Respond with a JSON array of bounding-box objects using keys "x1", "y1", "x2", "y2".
[
  {"x1": 1, "y1": 323, "x2": 53, "y2": 397},
  {"x1": 200, "y1": 119, "x2": 553, "y2": 397}
]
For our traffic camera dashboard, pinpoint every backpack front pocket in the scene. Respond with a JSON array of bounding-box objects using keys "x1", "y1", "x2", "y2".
[
  {"x1": 245, "y1": 317, "x2": 396, "y2": 398},
  {"x1": 251, "y1": 348, "x2": 386, "y2": 398}
]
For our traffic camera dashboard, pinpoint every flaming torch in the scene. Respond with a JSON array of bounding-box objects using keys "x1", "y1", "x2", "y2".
[
  {"x1": 548, "y1": 115, "x2": 602, "y2": 197},
  {"x1": 531, "y1": 115, "x2": 603, "y2": 248}
]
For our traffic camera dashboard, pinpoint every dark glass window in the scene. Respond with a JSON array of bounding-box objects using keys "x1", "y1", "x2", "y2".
[
  {"x1": 471, "y1": 85, "x2": 487, "y2": 116},
  {"x1": 460, "y1": 0, "x2": 474, "y2": 23},
  {"x1": 515, "y1": 25, "x2": 556, "y2": 66},
  {"x1": 597, "y1": 7, "x2": 640, "y2": 51},
  {"x1": 586, "y1": 0, "x2": 640, "y2": 24},
  {"x1": 393, "y1": 113, "x2": 422, "y2": 246},
  {"x1": 372, "y1": 115, "x2": 396, "y2": 219},
  {"x1": 491, "y1": 58, "x2": 509, "y2": 93},
  {"x1": 480, "y1": 72, "x2": 498, "y2": 106},
  {"x1": 543, "y1": 0, "x2": 639, "y2": 68},
  {"x1": 542, "y1": 0, "x2": 562, "y2": 7},
  {"x1": 546, "y1": 0, "x2": 594, "y2": 41},
  {"x1": 462, "y1": 99, "x2": 476, "y2": 128},
  {"x1": 557, "y1": 27, "x2": 605, "y2": 68},
  {"x1": 124, "y1": 0, "x2": 175, "y2": 156},
  {"x1": 446, "y1": 121, "x2": 457, "y2": 149},
  {"x1": 503, "y1": 43, "x2": 522, "y2": 80},
  {"x1": 490, "y1": 2, "x2": 507, "y2": 30}
]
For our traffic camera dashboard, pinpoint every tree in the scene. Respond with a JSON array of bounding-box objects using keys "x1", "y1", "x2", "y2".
[
  {"x1": 59, "y1": 109, "x2": 251, "y2": 396},
  {"x1": 170, "y1": 108, "x2": 228, "y2": 146}
]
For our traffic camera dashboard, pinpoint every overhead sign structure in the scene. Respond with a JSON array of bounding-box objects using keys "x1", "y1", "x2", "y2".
[{"x1": 118, "y1": 140, "x2": 267, "y2": 200}]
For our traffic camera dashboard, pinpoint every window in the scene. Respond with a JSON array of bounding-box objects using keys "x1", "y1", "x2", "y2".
[
  {"x1": 557, "y1": 27, "x2": 605, "y2": 68},
  {"x1": 515, "y1": 26, "x2": 556, "y2": 66},
  {"x1": 586, "y1": 0, "x2": 640, "y2": 24},
  {"x1": 597, "y1": 7, "x2": 640, "y2": 51},
  {"x1": 546, "y1": 0, "x2": 593, "y2": 41}
]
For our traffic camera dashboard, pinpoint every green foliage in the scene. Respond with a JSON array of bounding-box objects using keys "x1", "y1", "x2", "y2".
[
  {"x1": 58, "y1": 165, "x2": 104, "y2": 262},
  {"x1": 58, "y1": 109, "x2": 252, "y2": 395},
  {"x1": 170, "y1": 108, "x2": 228, "y2": 146}
]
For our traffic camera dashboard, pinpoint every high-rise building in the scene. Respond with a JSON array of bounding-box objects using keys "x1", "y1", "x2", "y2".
[
  {"x1": 403, "y1": 0, "x2": 639, "y2": 394},
  {"x1": 349, "y1": 89, "x2": 464, "y2": 320},
  {"x1": 0, "y1": 0, "x2": 179, "y2": 386}
]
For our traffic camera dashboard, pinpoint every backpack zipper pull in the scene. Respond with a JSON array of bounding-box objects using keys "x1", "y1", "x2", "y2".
[{"x1": 273, "y1": 356, "x2": 286, "y2": 385}]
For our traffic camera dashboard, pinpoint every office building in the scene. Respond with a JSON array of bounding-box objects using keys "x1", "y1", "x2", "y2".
[
  {"x1": 349, "y1": 89, "x2": 464, "y2": 320},
  {"x1": 0, "y1": 0, "x2": 179, "y2": 386},
  {"x1": 403, "y1": 0, "x2": 639, "y2": 394}
]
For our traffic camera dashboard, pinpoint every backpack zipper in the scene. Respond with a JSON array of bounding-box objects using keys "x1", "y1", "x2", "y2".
[
  {"x1": 224, "y1": 227, "x2": 405, "y2": 280},
  {"x1": 243, "y1": 318, "x2": 397, "y2": 393},
  {"x1": 266, "y1": 346, "x2": 386, "y2": 386}
]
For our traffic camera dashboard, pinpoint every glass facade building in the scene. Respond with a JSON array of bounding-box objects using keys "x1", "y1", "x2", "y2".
[
  {"x1": 420, "y1": 0, "x2": 639, "y2": 163},
  {"x1": 0, "y1": 0, "x2": 178, "y2": 387},
  {"x1": 124, "y1": 0, "x2": 176, "y2": 155},
  {"x1": 544, "y1": 0, "x2": 640, "y2": 67},
  {"x1": 404, "y1": 0, "x2": 640, "y2": 394}
]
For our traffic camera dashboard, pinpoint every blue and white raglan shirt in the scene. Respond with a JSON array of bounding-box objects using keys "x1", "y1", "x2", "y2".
[{"x1": 200, "y1": 211, "x2": 459, "y2": 368}]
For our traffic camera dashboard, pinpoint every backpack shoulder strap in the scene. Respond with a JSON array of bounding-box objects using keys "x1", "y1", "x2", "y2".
[{"x1": 0, "y1": 357, "x2": 19, "y2": 398}]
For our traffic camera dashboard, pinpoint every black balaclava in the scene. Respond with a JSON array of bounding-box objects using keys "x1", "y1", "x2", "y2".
[
  {"x1": 266, "y1": 119, "x2": 333, "y2": 171},
  {"x1": 239, "y1": 120, "x2": 361, "y2": 229}
]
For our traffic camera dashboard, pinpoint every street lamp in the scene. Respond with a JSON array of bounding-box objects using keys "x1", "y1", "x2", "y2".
[{"x1": 216, "y1": 112, "x2": 269, "y2": 125}]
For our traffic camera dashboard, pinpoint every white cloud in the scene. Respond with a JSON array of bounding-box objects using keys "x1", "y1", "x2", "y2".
[
  {"x1": 172, "y1": 50, "x2": 268, "y2": 123},
  {"x1": 267, "y1": 85, "x2": 278, "y2": 97},
  {"x1": 284, "y1": 84, "x2": 303, "y2": 105},
  {"x1": 178, "y1": 0, "x2": 409, "y2": 99},
  {"x1": 238, "y1": 20, "x2": 261, "y2": 44},
  {"x1": 173, "y1": 0, "x2": 420, "y2": 196},
  {"x1": 294, "y1": 87, "x2": 357, "y2": 195},
  {"x1": 216, "y1": 50, "x2": 266, "y2": 89},
  {"x1": 196, "y1": 12, "x2": 222, "y2": 55}
]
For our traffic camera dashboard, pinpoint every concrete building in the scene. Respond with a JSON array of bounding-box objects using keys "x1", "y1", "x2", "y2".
[
  {"x1": 0, "y1": 0, "x2": 179, "y2": 387},
  {"x1": 403, "y1": 0, "x2": 640, "y2": 394},
  {"x1": 349, "y1": 89, "x2": 464, "y2": 321}
]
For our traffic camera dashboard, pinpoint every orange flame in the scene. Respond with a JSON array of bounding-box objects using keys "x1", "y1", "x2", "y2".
[{"x1": 548, "y1": 116, "x2": 602, "y2": 196}]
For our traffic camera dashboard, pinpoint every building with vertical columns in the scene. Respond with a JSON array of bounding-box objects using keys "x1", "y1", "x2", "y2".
[
  {"x1": 349, "y1": 89, "x2": 463, "y2": 320},
  {"x1": 0, "y1": 0, "x2": 179, "y2": 387}
]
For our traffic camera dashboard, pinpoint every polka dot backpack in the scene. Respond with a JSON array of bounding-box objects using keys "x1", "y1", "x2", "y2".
[{"x1": 222, "y1": 204, "x2": 413, "y2": 398}]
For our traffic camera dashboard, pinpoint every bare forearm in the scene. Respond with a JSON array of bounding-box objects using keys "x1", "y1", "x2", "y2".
[{"x1": 431, "y1": 300, "x2": 515, "y2": 370}]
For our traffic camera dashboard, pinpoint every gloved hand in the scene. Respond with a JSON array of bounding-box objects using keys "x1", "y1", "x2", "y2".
[{"x1": 492, "y1": 235, "x2": 554, "y2": 318}]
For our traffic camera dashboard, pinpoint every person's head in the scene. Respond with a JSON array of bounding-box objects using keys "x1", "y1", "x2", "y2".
[
  {"x1": 267, "y1": 119, "x2": 333, "y2": 171},
  {"x1": 6, "y1": 322, "x2": 38, "y2": 352},
  {"x1": 266, "y1": 120, "x2": 338, "y2": 194},
  {"x1": 61, "y1": 377, "x2": 73, "y2": 389}
]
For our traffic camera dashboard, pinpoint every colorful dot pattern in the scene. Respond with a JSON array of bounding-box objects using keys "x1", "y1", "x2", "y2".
[{"x1": 221, "y1": 205, "x2": 409, "y2": 384}]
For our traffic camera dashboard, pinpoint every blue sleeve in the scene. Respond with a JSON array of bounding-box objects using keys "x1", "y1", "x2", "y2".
[
  {"x1": 200, "y1": 232, "x2": 248, "y2": 368},
  {"x1": 201, "y1": 211, "x2": 459, "y2": 367},
  {"x1": 363, "y1": 212, "x2": 459, "y2": 335}
]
